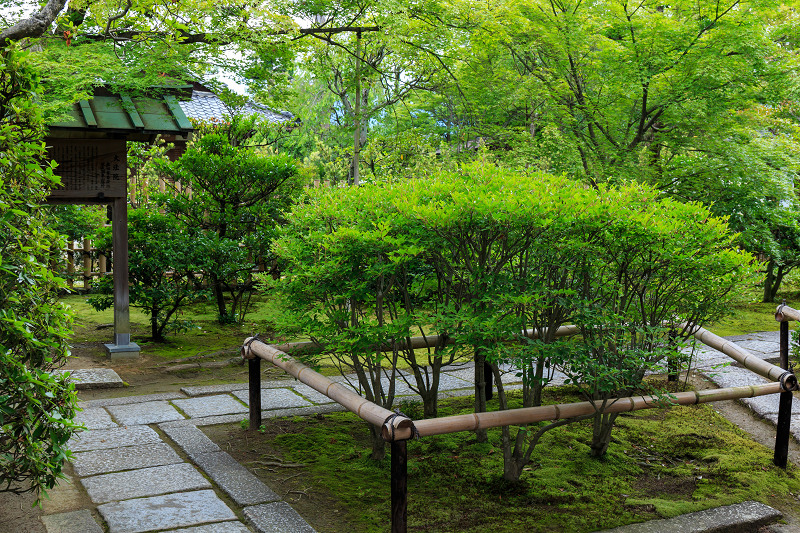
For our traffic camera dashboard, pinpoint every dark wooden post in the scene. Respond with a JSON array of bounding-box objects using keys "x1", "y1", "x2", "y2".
[
  {"x1": 112, "y1": 197, "x2": 129, "y2": 346},
  {"x1": 249, "y1": 357, "x2": 262, "y2": 431},
  {"x1": 667, "y1": 329, "x2": 678, "y2": 382},
  {"x1": 774, "y1": 320, "x2": 792, "y2": 469},
  {"x1": 104, "y1": 196, "x2": 140, "y2": 358},
  {"x1": 391, "y1": 439, "x2": 408, "y2": 533}
]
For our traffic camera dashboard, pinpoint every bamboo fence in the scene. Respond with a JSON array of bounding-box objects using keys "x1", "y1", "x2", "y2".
[{"x1": 242, "y1": 321, "x2": 798, "y2": 442}]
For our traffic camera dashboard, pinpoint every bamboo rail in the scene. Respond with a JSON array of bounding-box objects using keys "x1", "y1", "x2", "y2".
[
  {"x1": 271, "y1": 325, "x2": 581, "y2": 356},
  {"x1": 685, "y1": 323, "x2": 796, "y2": 387},
  {"x1": 243, "y1": 340, "x2": 395, "y2": 429},
  {"x1": 242, "y1": 332, "x2": 796, "y2": 443},
  {"x1": 384, "y1": 382, "x2": 784, "y2": 441},
  {"x1": 775, "y1": 304, "x2": 800, "y2": 323}
]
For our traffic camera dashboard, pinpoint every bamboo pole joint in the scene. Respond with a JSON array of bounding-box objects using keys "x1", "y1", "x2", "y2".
[
  {"x1": 382, "y1": 410, "x2": 419, "y2": 443},
  {"x1": 241, "y1": 334, "x2": 261, "y2": 360},
  {"x1": 775, "y1": 302, "x2": 800, "y2": 323}
]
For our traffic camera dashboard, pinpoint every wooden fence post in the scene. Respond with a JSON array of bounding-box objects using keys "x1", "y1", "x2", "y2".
[
  {"x1": 391, "y1": 439, "x2": 408, "y2": 533},
  {"x1": 249, "y1": 357, "x2": 262, "y2": 431},
  {"x1": 99, "y1": 253, "x2": 107, "y2": 277},
  {"x1": 83, "y1": 238, "x2": 92, "y2": 290},
  {"x1": 774, "y1": 319, "x2": 792, "y2": 469},
  {"x1": 66, "y1": 241, "x2": 75, "y2": 289}
]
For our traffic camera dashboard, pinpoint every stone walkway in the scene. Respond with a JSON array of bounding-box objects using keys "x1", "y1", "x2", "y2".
[{"x1": 42, "y1": 331, "x2": 797, "y2": 532}]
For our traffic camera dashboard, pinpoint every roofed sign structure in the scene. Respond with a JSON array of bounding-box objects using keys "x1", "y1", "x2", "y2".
[{"x1": 46, "y1": 86, "x2": 193, "y2": 359}]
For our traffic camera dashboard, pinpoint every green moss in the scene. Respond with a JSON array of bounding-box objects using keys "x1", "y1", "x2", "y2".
[{"x1": 231, "y1": 392, "x2": 800, "y2": 532}]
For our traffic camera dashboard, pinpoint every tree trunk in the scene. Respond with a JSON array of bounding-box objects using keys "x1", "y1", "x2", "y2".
[
  {"x1": 151, "y1": 306, "x2": 160, "y2": 340},
  {"x1": 590, "y1": 412, "x2": 618, "y2": 458},
  {"x1": 763, "y1": 259, "x2": 777, "y2": 303},
  {"x1": 368, "y1": 422, "x2": 386, "y2": 461}
]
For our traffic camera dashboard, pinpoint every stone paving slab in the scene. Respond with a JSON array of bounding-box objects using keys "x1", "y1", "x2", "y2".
[
  {"x1": 79, "y1": 392, "x2": 187, "y2": 409},
  {"x1": 75, "y1": 407, "x2": 118, "y2": 430},
  {"x1": 291, "y1": 383, "x2": 335, "y2": 404},
  {"x1": 97, "y1": 489, "x2": 237, "y2": 533},
  {"x1": 41, "y1": 509, "x2": 104, "y2": 533},
  {"x1": 732, "y1": 339, "x2": 779, "y2": 355},
  {"x1": 172, "y1": 395, "x2": 248, "y2": 418},
  {"x1": 702, "y1": 367, "x2": 769, "y2": 390},
  {"x1": 81, "y1": 462, "x2": 211, "y2": 503},
  {"x1": 169, "y1": 522, "x2": 252, "y2": 533},
  {"x1": 159, "y1": 423, "x2": 221, "y2": 460},
  {"x1": 595, "y1": 500, "x2": 781, "y2": 532},
  {"x1": 69, "y1": 425, "x2": 162, "y2": 452},
  {"x1": 244, "y1": 501, "x2": 316, "y2": 533},
  {"x1": 53, "y1": 368, "x2": 124, "y2": 389},
  {"x1": 233, "y1": 388, "x2": 312, "y2": 410},
  {"x1": 106, "y1": 400, "x2": 185, "y2": 425},
  {"x1": 192, "y1": 451, "x2": 280, "y2": 506},
  {"x1": 338, "y1": 376, "x2": 416, "y2": 397},
  {"x1": 72, "y1": 442, "x2": 183, "y2": 477},
  {"x1": 741, "y1": 394, "x2": 799, "y2": 415},
  {"x1": 181, "y1": 380, "x2": 295, "y2": 397}
]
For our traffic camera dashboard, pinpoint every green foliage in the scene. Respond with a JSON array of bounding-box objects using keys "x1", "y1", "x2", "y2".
[
  {"x1": 156, "y1": 114, "x2": 302, "y2": 324},
  {"x1": 45, "y1": 205, "x2": 106, "y2": 242},
  {"x1": 0, "y1": 46, "x2": 80, "y2": 499},
  {"x1": 88, "y1": 207, "x2": 208, "y2": 340},
  {"x1": 276, "y1": 163, "x2": 757, "y2": 475}
]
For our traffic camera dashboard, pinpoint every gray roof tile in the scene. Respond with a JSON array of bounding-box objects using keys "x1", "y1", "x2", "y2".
[{"x1": 179, "y1": 91, "x2": 293, "y2": 124}]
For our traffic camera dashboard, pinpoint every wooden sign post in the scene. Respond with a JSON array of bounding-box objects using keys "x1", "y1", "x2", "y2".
[
  {"x1": 45, "y1": 87, "x2": 194, "y2": 359},
  {"x1": 47, "y1": 138, "x2": 140, "y2": 359}
]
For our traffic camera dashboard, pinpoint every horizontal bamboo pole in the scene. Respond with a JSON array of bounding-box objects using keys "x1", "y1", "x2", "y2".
[
  {"x1": 382, "y1": 381, "x2": 784, "y2": 441},
  {"x1": 775, "y1": 304, "x2": 800, "y2": 323},
  {"x1": 243, "y1": 339, "x2": 395, "y2": 429},
  {"x1": 272, "y1": 325, "x2": 580, "y2": 355},
  {"x1": 684, "y1": 323, "x2": 790, "y2": 383}
]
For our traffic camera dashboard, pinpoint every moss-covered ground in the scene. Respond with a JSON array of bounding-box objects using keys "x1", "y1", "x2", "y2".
[{"x1": 204, "y1": 386, "x2": 800, "y2": 533}]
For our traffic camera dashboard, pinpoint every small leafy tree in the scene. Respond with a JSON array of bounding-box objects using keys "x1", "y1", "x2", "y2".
[
  {"x1": 88, "y1": 207, "x2": 206, "y2": 340},
  {"x1": 157, "y1": 114, "x2": 301, "y2": 323},
  {"x1": 0, "y1": 46, "x2": 80, "y2": 499},
  {"x1": 275, "y1": 185, "x2": 423, "y2": 460},
  {"x1": 566, "y1": 188, "x2": 759, "y2": 457}
]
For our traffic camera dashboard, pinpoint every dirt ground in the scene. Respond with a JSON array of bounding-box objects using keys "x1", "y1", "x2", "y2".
[{"x1": 65, "y1": 340, "x2": 290, "y2": 401}]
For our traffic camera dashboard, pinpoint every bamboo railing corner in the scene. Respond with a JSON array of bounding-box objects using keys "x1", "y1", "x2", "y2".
[{"x1": 242, "y1": 316, "x2": 800, "y2": 533}]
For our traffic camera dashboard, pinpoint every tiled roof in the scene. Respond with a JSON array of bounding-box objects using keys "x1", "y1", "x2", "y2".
[{"x1": 179, "y1": 90, "x2": 294, "y2": 124}]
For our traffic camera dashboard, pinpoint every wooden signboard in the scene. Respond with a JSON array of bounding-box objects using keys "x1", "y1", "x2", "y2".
[{"x1": 46, "y1": 139, "x2": 127, "y2": 201}]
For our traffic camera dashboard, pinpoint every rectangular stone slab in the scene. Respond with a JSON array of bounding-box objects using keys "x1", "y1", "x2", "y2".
[
  {"x1": 172, "y1": 395, "x2": 248, "y2": 418},
  {"x1": 81, "y1": 463, "x2": 211, "y2": 503},
  {"x1": 80, "y1": 392, "x2": 186, "y2": 409},
  {"x1": 192, "y1": 451, "x2": 280, "y2": 506},
  {"x1": 232, "y1": 388, "x2": 311, "y2": 410},
  {"x1": 72, "y1": 442, "x2": 182, "y2": 477},
  {"x1": 243, "y1": 502, "x2": 316, "y2": 533},
  {"x1": 53, "y1": 368, "x2": 124, "y2": 389},
  {"x1": 69, "y1": 425, "x2": 161, "y2": 452},
  {"x1": 291, "y1": 383, "x2": 335, "y2": 405},
  {"x1": 106, "y1": 400, "x2": 185, "y2": 425},
  {"x1": 97, "y1": 490, "x2": 237, "y2": 533},
  {"x1": 169, "y1": 522, "x2": 252, "y2": 533},
  {"x1": 159, "y1": 424, "x2": 221, "y2": 461},
  {"x1": 74, "y1": 407, "x2": 118, "y2": 430},
  {"x1": 41, "y1": 509, "x2": 104, "y2": 533}
]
